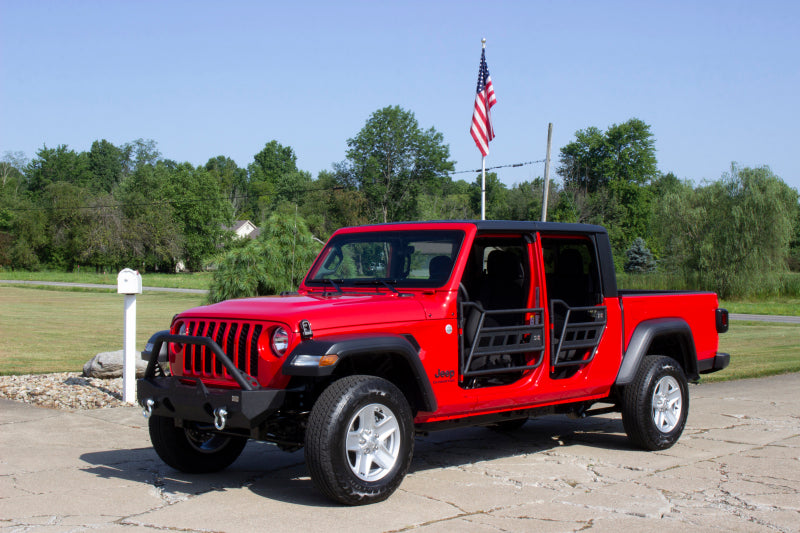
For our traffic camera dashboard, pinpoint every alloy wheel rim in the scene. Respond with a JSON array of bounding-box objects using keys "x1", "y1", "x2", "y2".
[
  {"x1": 345, "y1": 403, "x2": 401, "y2": 482},
  {"x1": 651, "y1": 375, "x2": 682, "y2": 433}
]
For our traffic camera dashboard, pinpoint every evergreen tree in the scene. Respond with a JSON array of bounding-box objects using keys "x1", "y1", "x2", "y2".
[{"x1": 624, "y1": 238, "x2": 656, "y2": 273}]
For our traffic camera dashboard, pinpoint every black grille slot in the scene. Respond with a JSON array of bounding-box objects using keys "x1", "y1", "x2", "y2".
[
  {"x1": 250, "y1": 325, "x2": 262, "y2": 374},
  {"x1": 179, "y1": 320, "x2": 262, "y2": 380},
  {"x1": 226, "y1": 323, "x2": 239, "y2": 372},
  {"x1": 212, "y1": 322, "x2": 225, "y2": 374},
  {"x1": 204, "y1": 322, "x2": 215, "y2": 374},
  {"x1": 237, "y1": 324, "x2": 251, "y2": 376}
]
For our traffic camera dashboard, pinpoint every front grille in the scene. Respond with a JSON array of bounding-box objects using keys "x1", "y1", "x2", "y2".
[{"x1": 181, "y1": 319, "x2": 263, "y2": 378}]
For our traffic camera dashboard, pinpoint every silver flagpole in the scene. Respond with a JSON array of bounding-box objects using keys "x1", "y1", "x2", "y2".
[
  {"x1": 481, "y1": 38, "x2": 486, "y2": 221},
  {"x1": 481, "y1": 156, "x2": 486, "y2": 220}
]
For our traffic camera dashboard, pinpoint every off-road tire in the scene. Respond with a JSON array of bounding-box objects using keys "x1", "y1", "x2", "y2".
[
  {"x1": 305, "y1": 375, "x2": 414, "y2": 505},
  {"x1": 149, "y1": 415, "x2": 247, "y2": 473},
  {"x1": 621, "y1": 355, "x2": 689, "y2": 450}
]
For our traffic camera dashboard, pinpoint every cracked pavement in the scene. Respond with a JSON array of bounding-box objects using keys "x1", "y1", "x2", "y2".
[{"x1": 1, "y1": 373, "x2": 798, "y2": 532}]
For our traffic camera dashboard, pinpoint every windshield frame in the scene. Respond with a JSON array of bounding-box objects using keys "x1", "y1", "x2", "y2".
[{"x1": 304, "y1": 229, "x2": 465, "y2": 290}]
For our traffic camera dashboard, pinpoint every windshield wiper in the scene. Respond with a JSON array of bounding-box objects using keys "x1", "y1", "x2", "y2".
[
  {"x1": 316, "y1": 278, "x2": 343, "y2": 295},
  {"x1": 353, "y1": 279, "x2": 399, "y2": 293}
]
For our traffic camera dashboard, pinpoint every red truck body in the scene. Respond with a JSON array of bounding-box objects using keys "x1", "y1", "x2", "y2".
[{"x1": 139, "y1": 220, "x2": 729, "y2": 504}]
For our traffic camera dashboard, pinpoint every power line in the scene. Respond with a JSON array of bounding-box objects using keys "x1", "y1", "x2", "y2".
[{"x1": 449, "y1": 159, "x2": 546, "y2": 175}]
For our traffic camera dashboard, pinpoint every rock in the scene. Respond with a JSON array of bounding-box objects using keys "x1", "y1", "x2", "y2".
[{"x1": 83, "y1": 350, "x2": 148, "y2": 379}]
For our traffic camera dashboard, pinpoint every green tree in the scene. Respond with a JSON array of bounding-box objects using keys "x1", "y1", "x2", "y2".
[
  {"x1": 88, "y1": 139, "x2": 124, "y2": 193},
  {"x1": 115, "y1": 163, "x2": 184, "y2": 271},
  {"x1": 654, "y1": 164, "x2": 797, "y2": 297},
  {"x1": 246, "y1": 140, "x2": 303, "y2": 221},
  {"x1": 300, "y1": 169, "x2": 367, "y2": 240},
  {"x1": 25, "y1": 145, "x2": 92, "y2": 196},
  {"x1": 789, "y1": 201, "x2": 800, "y2": 272},
  {"x1": 162, "y1": 162, "x2": 232, "y2": 270},
  {"x1": 344, "y1": 106, "x2": 454, "y2": 223},
  {"x1": 506, "y1": 179, "x2": 545, "y2": 221},
  {"x1": 206, "y1": 156, "x2": 249, "y2": 218},
  {"x1": 40, "y1": 181, "x2": 94, "y2": 269},
  {"x1": 557, "y1": 126, "x2": 607, "y2": 193},
  {"x1": 418, "y1": 178, "x2": 474, "y2": 220},
  {"x1": 76, "y1": 193, "x2": 127, "y2": 271},
  {"x1": 1, "y1": 151, "x2": 27, "y2": 198},
  {"x1": 121, "y1": 138, "x2": 161, "y2": 175},
  {"x1": 5, "y1": 196, "x2": 47, "y2": 269},
  {"x1": 469, "y1": 172, "x2": 508, "y2": 220},
  {"x1": 208, "y1": 210, "x2": 322, "y2": 303},
  {"x1": 557, "y1": 118, "x2": 658, "y2": 255}
]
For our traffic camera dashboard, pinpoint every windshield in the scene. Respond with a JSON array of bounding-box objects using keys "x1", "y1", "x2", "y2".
[{"x1": 306, "y1": 230, "x2": 464, "y2": 289}]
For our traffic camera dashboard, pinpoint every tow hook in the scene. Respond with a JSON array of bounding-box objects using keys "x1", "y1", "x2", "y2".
[
  {"x1": 142, "y1": 398, "x2": 155, "y2": 418},
  {"x1": 213, "y1": 407, "x2": 228, "y2": 431}
]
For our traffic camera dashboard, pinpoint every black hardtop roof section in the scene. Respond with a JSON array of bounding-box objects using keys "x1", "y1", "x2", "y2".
[
  {"x1": 344, "y1": 220, "x2": 609, "y2": 236},
  {"x1": 470, "y1": 220, "x2": 608, "y2": 236}
]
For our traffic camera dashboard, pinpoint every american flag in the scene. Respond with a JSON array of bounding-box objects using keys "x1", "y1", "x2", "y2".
[{"x1": 470, "y1": 47, "x2": 496, "y2": 157}]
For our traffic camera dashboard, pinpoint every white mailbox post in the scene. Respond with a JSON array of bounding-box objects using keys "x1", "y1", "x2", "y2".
[{"x1": 117, "y1": 268, "x2": 142, "y2": 404}]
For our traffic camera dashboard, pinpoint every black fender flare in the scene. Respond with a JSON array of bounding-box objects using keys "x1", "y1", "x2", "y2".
[
  {"x1": 615, "y1": 318, "x2": 699, "y2": 385},
  {"x1": 282, "y1": 333, "x2": 437, "y2": 413}
]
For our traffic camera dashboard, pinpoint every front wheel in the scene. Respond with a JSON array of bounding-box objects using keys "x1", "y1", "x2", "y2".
[
  {"x1": 305, "y1": 375, "x2": 414, "y2": 505},
  {"x1": 149, "y1": 415, "x2": 247, "y2": 473},
  {"x1": 621, "y1": 355, "x2": 689, "y2": 450}
]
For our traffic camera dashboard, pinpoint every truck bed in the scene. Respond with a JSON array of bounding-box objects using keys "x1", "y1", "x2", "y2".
[{"x1": 618, "y1": 290, "x2": 722, "y2": 368}]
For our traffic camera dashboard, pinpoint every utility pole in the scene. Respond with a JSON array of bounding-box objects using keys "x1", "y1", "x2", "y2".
[{"x1": 541, "y1": 122, "x2": 553, "y2": 221}]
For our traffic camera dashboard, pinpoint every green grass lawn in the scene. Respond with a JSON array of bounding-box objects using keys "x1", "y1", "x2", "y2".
[
  {"x1": 0, "y1": 287, "x2": 205, "y2": 374},
  {"x1": 703, "y1": 320, "x2": 800, "y2": 382}
]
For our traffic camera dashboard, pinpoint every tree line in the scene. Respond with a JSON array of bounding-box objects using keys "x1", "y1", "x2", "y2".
[{"x1": 1, "y1": 105, "x2": 798, "y2": 299}]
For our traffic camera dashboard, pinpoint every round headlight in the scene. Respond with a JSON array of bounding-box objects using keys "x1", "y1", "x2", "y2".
[
  {"x1": 271, "y1": 327, "x2": 289, "y2": 356},
  {"x1": 170, "y1": 321, "x2": 186, "y2": 355}
]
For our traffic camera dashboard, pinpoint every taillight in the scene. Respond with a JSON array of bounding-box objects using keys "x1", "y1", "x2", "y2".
[{"x1": 715, "y1": 308, "x2": 729, "y2": 333}]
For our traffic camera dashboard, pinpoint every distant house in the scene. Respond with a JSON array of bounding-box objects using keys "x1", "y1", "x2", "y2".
[{"x1": 225, "y1": 220, "x2": 260, "y2": 240}]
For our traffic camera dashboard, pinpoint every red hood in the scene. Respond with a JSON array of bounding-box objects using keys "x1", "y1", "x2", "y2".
[{"x1": 176, "y1": 292, "x2": 427, "y2": 333}]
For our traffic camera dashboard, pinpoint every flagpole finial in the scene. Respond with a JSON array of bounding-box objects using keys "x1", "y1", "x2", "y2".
[{"x1": 481, "y1": 38, "x2": 486, "y2": 48}]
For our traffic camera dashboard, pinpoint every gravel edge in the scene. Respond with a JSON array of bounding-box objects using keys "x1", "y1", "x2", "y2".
[{"x1": 0, "y1": 372, "x2": 126, "y2": 410}]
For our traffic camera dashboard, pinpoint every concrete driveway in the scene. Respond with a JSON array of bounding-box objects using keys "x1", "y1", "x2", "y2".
[{"x1": 1, "y1": 374, "x2": 798, "y2": 532}]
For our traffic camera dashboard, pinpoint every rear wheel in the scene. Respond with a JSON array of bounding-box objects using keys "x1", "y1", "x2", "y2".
[
  {"x1": 621, "y1": 355, "x2": 689, "y2": 450},
  {"x1": 305, "y1": 375, "x2": 414, "y2": 505},
  {"x1": 149, "y1": 415, "x2": 247, "y2": 473}
]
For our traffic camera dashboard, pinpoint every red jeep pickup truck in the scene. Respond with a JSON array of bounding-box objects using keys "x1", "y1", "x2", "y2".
[{"x1": 138, "y1": 221, "x2": 729, "y2": 505}]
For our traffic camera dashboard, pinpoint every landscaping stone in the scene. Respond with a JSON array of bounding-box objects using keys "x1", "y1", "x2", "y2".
[{"x1": 82, "y1": 349, "x2": 148, "y2": 379}]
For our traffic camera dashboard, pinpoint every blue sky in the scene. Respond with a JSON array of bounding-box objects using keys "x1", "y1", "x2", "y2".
[{"x1": 1, "y1": 0, "x2": 798, "y2": 191}]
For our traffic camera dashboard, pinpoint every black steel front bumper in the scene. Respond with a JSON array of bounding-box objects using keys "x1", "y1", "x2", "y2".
[
  {"x1": 136, "y1": 331, "x2": 285, "y2": 429},
  {"x1": 136, "y1": 376, "x2": 285, "y2": 429}
]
